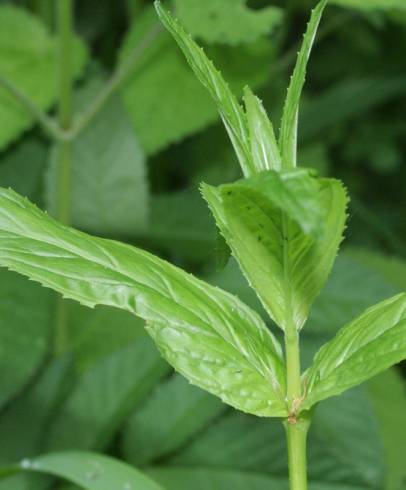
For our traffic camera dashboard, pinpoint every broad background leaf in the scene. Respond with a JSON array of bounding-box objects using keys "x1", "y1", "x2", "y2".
[
  {"x1": 168, "y1": 388, "x2": 382, "y2": 488},
  {"x1": 331, "y1": 0, "x2": 406, "y2": 10},
  {"x1": 46, "y1": 77, "x2": 148, "y2": 236},
  {"x1": 120, "y1": 5, "x2": 275, "y2": 156},
  {"x1": 0, "y1": 138, "x2": 46, "y2": 204},
  {"x1": 122, "y1": 374, "x2": 225, "y2": 465},
  {"x1": 0, "y1": 269, "x2": 52, "y2": 410},
  {"x1": 0, "y1": 5, "x2": 87, "y2": 149},
  {"x1": 367, "y1": 369, "x2": 406, "y2": 490},
  {"x1": 0, "y1": 452, "x2": 163, "y2": 490},
  {"x1": 0, "y1": 358, "x2": 70, "y2": 490},
  {"x1": 174, "y1": 0, "x2": 283, "y2": 45},
  {"x1": 45, "y1": 333, "x2": 168, "y2": 452}
]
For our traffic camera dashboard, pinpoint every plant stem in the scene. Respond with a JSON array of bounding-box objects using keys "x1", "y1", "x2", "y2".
[
  {"x1": 284, "y1": 414, "x2": 311, "y2": 490},
  {"x1": 58, "y1": 0, "x2": 73, "y2": 132},
  {"x1": 69, "y1": 22, "x2": 161, "y2": 138},
  {"x1": 0, "y1": 75, "x2": 65, "y2": 141},
  {"x1": 284, "y1": 326, "x2": 309, "y2": 490},
  {"x1": 54, "y1": 0, "x2": 74, "y2": 355},
  {"x1": 282, "y1": 211, "x2": 308, "y2": 490},
  {"x1": 285, "y1": 326, "x2": 302, "y2": 405}
]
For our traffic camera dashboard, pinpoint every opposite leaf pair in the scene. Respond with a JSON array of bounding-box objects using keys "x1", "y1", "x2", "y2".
[{"x1": 0, "y1": 0, "x2": 404, "y2": 426}]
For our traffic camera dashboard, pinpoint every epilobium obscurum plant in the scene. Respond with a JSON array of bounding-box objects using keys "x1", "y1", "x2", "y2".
[{"x1": 0, "y1": 1, "x2": 405, "y2": 489}]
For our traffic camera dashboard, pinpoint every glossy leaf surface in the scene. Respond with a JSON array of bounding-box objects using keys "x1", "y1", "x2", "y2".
[
  {"x1": 279, "y1": 0, "x2": 327, "y2": 168},
  {"x1": 303, "y1": 293, "x2": 406, "y2": 409},
  {"x1": 243, "y1": 86, "x2": 282, "y2": 172},
  {"x1": 0, "y1": 187, "x2": 286, "y2": 417},
  {"x1": 203, "y1": 169, "x2": 347, "y2": 330},
  {"x1": 0, "y1": 452, "x2": 163, "y2": 490}
]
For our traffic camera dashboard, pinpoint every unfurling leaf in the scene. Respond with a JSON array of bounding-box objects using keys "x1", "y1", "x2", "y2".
[
  {"x1": 279, "y1": 0, "x2": 327, "y2": 169},
  {"x1": 155, "y1": 0, "x2": 253, "y2": 177},
  {"x1": 303, "y1": 293, "x2": 406, "y2": 409},
  {"x1": 202, "y1": 169, "x2": 348, "y2": 330},
  {"x1": 0, "y1": 187, "x2": 287, "y2": 417},
  {"x1": 243, "y1": 86, "x2": 282, "y2": 172},
  {"x1": 155, "y1": 1, "x2": 282, "y2": 177}
]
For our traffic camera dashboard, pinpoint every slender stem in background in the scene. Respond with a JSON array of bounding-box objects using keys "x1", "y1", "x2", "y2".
[
  {"x1": 69, "y1": 22, "x2": 161, "y2": 138},
  {"x1": 0, "y1": 75, "x2": 64, "y2": 141},
  {"x1": 54, "y1": 0, "x2": 74, "y2": 355},
  {"x1": 58, "y1": 0, "x2": 73, "y2": 133}
]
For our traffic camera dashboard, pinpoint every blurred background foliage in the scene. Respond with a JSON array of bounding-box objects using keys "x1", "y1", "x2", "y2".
[{"x1": 0, "y1": 0, "x2": 405, "y2": 489}]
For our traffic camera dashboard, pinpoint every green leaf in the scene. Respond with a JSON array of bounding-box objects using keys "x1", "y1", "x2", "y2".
[
  {"x1": 243, "y1": 86, "x2": 282, "y2": 172},
  {"x1": 45, "y1": 334, "x2": 168, "y2": 452},
  {"x1": 347, "y1": 248, "x2": 406, "y2": 291},
  {"x1": 0, "y1": 5, "x2": 87, "y2": 150},
  {"x1": 173, "y1": 0, "x2": 283, "y2": 45},
  {"x1": 307, "y1": 388, "x2": 384, "y2": 487},
  {"x1": 0, "y1": 138, "x2": 46, "y2": 203},
  {"x1": 120, "y1": 5, "x2": 274, "y2": 156},
  {"x1": 171, "y1": 388, "x2": 383, "y2": 487},
  {"x1": 306, "y1": 251, "x2": 400, "y2": 338},
  {"x1": 0, "y1": 358, "x2": 70, "y2": 465},
  {"x1": 300, "y1": 77, "x2": 406, "y2": 143},
  {"x1": 148, "y1": 467, "x2": 287, "y2": 490},
  {"x1": 0, "y1": 187, "x2": 287, "y2": 417},
  {"x1": 0, "y1": 269, "x2": 52, "y2": 410},
  {"x1": 303, "y1": 293, "x2": 406, "y2": 409},
  {"x1": 148, "y1": 467, "x2": 368, "y2": 490},
  {"x1": 46, "y1": 77, "x2": 148, "y2": 237},
  {"x1": 144, "y1": 189, "x2": 216, "y2": 264},
  {"x1": 0, "y1": 358, "x2": 71, "y2": 490},
  {"x1": 155, "y1": 1, "x2": 252, "y2": 176},
  {"x1": 367, "y1": 369, "x2": 406, "y2": 490},
  {"x1": 68, "y1": 303, "x2": 147, "y2": 371},
  {"x1": 0, "y1": 358, "x2": 72, "y2": 490},
  {"x1": 170, "y1": 411, "x2": 285, "y2": 472},
  {"x1": 122, "y1": 374, "x2": 225, "y2": 465},
  {"x1": 0, "y1": 452, "x2": 163, "y2": 490},
  {"x1": 202, "y1": 169, "x2": 348, "y2": 330},
  {"x1": 330, "y1": 0, "x2": 406, "y2": 10},
  {"x1": 279, "y1": 0, "x2": 327, "y2": 168}
]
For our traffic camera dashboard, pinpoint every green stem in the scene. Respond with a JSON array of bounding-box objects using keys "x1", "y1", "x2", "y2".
[
  {"x1": 58, "y1": 0, "x2": 73, "y2": 132},
  {"x1": 0, "y1": 75, "x2": 65, "y2": 141},
  {"x1": 284, "y1": 325, "x2": 308, "y2": 490},
  {"x1": 284, "y1": 414, "x2": 311, "y2": 490},
  {"x1": 281, "y1": 211, "x2": 308, "y2": 490},
  {"x1": 285, "y1": 327, "x2": 302, "y2": 406},
  {"x1": 54, "y1": 0, "x2": 74, "y2": 355},
  {"x1": 69, "y1": 22, "x2": 161, "y2": 138}
]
